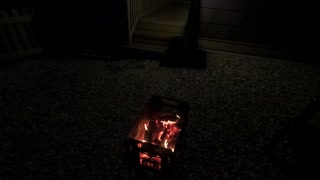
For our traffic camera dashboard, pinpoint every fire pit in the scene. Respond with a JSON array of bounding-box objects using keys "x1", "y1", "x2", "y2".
[{"x1": 126, "y1": 96, "x2": 189, "y2": 179}]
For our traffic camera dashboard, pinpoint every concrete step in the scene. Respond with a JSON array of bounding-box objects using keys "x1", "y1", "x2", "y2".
[
  {"x1": 132, "y1": 29, "x2": 183, "y2": 48},
  {"x1": 130, "y1": 1, "x2": 189, "y2": 51},
  {"x1": 132, "y1": 36, "x2": 169, "y2": 47},
  {"x1": 133, "y1": 29, "x2": 182, "y2": 41},
  {"x1": 136, "y1": 22, "x2": 185, "y2": 34},
  {"x1": 139, "y1": 18, "x2": 186, "y2": 27},
  {"x1": 130, "y1": 43, "x2": 167, "y2": 52},
  {"x1": 139, "y1": 2, "x2": 189, "y2": 27}
]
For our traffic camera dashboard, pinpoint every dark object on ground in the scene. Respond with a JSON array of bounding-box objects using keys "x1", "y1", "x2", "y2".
[
  {"x1": 161, "y1": 0, "x2": 206, "y2": 69},
  {"x1": 161, "y1": 37, "x2": 207, "y2": 69}
]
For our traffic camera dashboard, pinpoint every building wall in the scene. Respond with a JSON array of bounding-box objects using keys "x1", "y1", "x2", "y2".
[
  {"x1": 199, "y1": 0, "x2": 317, "y2": 49},
  {"x1": 199, "y1": 0, "x2": 273, "y2": 44}
]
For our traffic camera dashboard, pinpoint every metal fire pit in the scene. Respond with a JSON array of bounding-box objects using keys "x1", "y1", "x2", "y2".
[{"x1": 126, "y1": 96, "x2": 189, "y2": 179}]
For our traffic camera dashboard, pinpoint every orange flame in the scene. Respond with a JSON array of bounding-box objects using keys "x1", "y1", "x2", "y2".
[
  {"x1": 158, "y1": 131, "x2": 164, "y2": 142},
  {"x1": 132, "y1": 113, "x2": 182, "y2": 152}
]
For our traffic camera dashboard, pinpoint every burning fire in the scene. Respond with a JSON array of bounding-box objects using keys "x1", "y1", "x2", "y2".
[
  {"x1": 127, "y1": 96, "x2": 189, "y2": 174},
  {"x1": 130, "y1": 112, "x2": 182, "y2": 152}
]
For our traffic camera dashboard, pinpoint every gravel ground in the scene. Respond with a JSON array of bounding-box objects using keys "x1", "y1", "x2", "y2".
[{"x1": 1, "y1": 51, "x2": 320, "y2": 179}]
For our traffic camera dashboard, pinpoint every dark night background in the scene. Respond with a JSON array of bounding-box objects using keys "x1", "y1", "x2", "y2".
[
  {"x1": 1, "y1": 0, "x2": 320, "y2": 179},
  {"x1": 1, "y1": 0, "x2": 318, "y2": 58}
]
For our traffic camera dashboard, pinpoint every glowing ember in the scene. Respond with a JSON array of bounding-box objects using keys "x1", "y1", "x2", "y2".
[
  {"x1": 161, "y1": 120, "x2": 176, "y2": 127},
  {"x1": 139, "y1": 152, "x2": 161, "y2": 170},
  {"x1": 128, "y1": 112, "x2": 182, "y2": 151},
  {"x1": 164, "y1": 139, "x2": 168, "y2": 148},
  {"x1": 158, "y1": 131, "x2": 164, "y2": 142}
]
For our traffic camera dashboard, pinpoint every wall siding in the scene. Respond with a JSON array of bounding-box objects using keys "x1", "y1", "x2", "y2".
[
  {"x1": 199, "y1": 0, "x2": 269, "y2": 44},
  {"x1": 200, "y1": 0, "x2": 248, "y2": 10},
  {"x1": 200, "y1": 8, "x2": 244, "y2": 26}
]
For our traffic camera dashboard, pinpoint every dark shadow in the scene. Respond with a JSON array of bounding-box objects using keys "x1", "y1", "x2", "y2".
[{"x1": 161, "y1": 0, "x2": 207, "y2": 69}]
